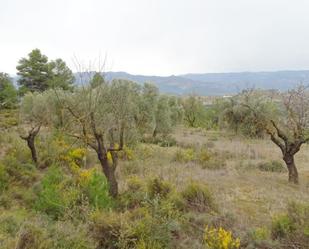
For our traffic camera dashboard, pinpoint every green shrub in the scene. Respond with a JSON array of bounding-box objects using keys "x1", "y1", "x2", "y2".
[
  {"x1": 5, "y1": 140, "x2": 32, "y2": 164},
  {"x1": 132, "y1": 198, "x2": 181, "y2": 249},
  {"x1": 258, "y1": 160, "x2": 286, "y2": 173},
  {"x1": 271, "y1": 202, "x2": 309, "y2": 248},
  {"x1": 244, "y1": 226, "x2": 281, "y2": 249},
  {"x1": 271, "y1": 215, "x2": 295, "y2": 239},
  {"x1": 79, "y1": 170, "x2": 113, "y2": 210},
  {"x1": 35, "y1": 167, "x2": 113, "y2": 219},
  {"x1": 251, "y1": 227, "x2": 271, "y2": 241},
  {"x1": 179, "y1": 183, "x2": 216, "y2": 212},
  {"x1": 119, "y1": 177, "x2": 173, "y2": 210},
  {"x1": 0, "y1": 139, "x2": 38, "y2": 187},
  {"x1": 34, "y1": 166, "x2": 79, "y2": 219},
  {"x1": 91, "y1": 210, "x2": 168, "y2": 249}
]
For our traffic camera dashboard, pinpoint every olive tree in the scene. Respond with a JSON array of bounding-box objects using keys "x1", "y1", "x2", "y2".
[
  {"x1": 181, "y1": 95, "x2": 206, "y2": 127},
  {"x1": 152, "y1": 95, "x2": 172, "y2": 137},
  {"x1": 135, "y1": 83, "x2": 159, "y2": 136},
  {"x1": 168, "y1": 96, "x2": 183, "y2": 126},
  {"x1": 56, "y1": 78, "x2": 139, "y2": 197},
  {"x1": 19, "y1": 91, "x2": 53, "y2": 164},
  {"x1": 238, "y1": 86, "x2": 309, "y2": 183}
]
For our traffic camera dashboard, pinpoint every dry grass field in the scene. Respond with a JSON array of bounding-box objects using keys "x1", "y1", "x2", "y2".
[
  {"x1": 0, "y1": 122, "x2": 308, "y2": 248},
  {"x1": 118, "y1": 127, "x2": 309, "y2": 235}
]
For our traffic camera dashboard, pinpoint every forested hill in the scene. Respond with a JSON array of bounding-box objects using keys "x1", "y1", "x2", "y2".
[{"x1": 100, "y1": 70, "x2": 309, "y2": 95}]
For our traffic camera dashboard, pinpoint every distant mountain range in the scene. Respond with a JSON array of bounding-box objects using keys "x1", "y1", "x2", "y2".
[
  {"x1": 13, "y1": 70, "x2": 309, "y2": 96},
  {"x1": 101, "y1": 70, "x2": 309, "y2": 96}
]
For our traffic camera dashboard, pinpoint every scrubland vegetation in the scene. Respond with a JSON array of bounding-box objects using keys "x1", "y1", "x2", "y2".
[{"x1": 0, "y1": 49, "x2": 308, "y2": 248}]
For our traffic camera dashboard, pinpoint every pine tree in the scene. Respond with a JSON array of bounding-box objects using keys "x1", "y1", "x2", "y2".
[
  {"x1": 48, "y1": 58, "x2": 75, "y2": 90},
  {"x1": 16, "y1": 49, "x2": 51, "y2": 92}
]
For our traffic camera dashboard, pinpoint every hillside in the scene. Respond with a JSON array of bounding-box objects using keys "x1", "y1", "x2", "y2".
[{"x1": 102, "y1": 70, "x2": 309, "y2": 95}]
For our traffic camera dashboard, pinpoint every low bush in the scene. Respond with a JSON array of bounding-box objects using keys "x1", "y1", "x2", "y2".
[
  {"x1": 118, "y1": 176, "x2": 147, "y2": 209},
  {"x1": 60, "y1": 147, "x2": 87, "y2": 173},
  {"x1": 90, "y1": 211, "x2": 134, "y2": 249},
  {"x1": 119, "y1": 177, "x2": 173, "y2": 210},
  {"x1": 174, "y1": 147, "x2": 226, "y2": 170},
  {"x1": 271, "y1": 202, "x2": 309, "y2": 248},
  {"x1": 174, "y1": 148, "x2": 195, "y2": 163},
  {"x1": 197, "y1": 149, "x2": 212, "y2": 164},
  {"x1": 132, "y1": 198, "x2": 181, "y2": 248},
  {"x1": 34, "y1": 166, "x2": 113, "y2": 219},
  {"x1": 244, "y1": 227, "x2": 280, "y2": 249},
  {"x1": 179, "y1": 183, "x2": 216, "y2": 212},
  {"x1": 2, "y1": 156, "x2": 38, "y2": 186},
  {"x1": 13, "y1": 219, "x2": 96, "y2": 249},
  {"x1": 147, "y1": 178, "x2": 172, "y2": 199},
  {"x1": 34, "y1": 166, "x2": 79, "y2": 219},
  {"x1": 78, "y1": 169, "x2": 114, "y2": 210},
  {"x1": 91, "y1": 201, "x2": 181, "y2": 249},
  {"x1": 258, "y1": 160, "x2": 286, "y2": 173},
  {"x1": 271, "y1": 215, "x2": 295, "y2": 239}
]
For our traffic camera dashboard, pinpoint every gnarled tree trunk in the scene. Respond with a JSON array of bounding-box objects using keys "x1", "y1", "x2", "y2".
[
  {"x1": 97, "y1": 150, "x2": 118, "y2": 198},
  {"x1": 20, "y1": 126, "x2": 41, "y2": 165},
  {"x1": 26, "y1": 135, "x2": 38, "y2": 164},
  {"x1": 283, "y1": 154, "x2": 298, "y2": 184}
]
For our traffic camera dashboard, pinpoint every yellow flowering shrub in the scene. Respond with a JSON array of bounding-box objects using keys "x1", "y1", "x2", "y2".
[
  {"x1": 78, "y1": 168, "x2": 95, "y2": 186},
  {"x1": 68, "y1": 148, "x2": 86, "y2": 161},
  {"x1": 60, "y1": 148, "x2": 87, "y2": 174},
  {"x1": 204, "y1": 226, "x2": 240, "y2": 249}
]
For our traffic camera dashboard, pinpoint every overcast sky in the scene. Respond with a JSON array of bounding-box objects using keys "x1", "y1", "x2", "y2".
[{"x1": 1, "y1": 0, "x2": 309, "y2": 75}]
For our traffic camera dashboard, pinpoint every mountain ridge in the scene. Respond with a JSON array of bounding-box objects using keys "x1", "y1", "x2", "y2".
[
  {"x1": 102, "y1": 70, "x2": 309, "y2": 95},
  {"x1": 12, "y1": 70, "x2": 309, "y2": 96}
]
